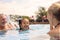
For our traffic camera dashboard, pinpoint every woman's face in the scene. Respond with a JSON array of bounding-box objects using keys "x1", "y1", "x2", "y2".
[
  {"x1": 21, "y1": 19, "x2": 29, "y2": 30},
  {"x1": 47, "y1": 13, "x2": 53, "y2": 27}
]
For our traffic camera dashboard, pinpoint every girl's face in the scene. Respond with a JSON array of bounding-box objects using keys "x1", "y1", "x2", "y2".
[{"x1": 21, "y1": 19, "x2": 29, "y2": 30}]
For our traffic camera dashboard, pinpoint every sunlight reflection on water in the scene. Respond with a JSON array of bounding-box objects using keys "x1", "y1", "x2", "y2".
[{"x1": 0, "y1": 24, "x2": 50, "y2": 40}]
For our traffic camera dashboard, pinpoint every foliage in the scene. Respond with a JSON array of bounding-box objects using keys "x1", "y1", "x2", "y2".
[
  {"x1": 36, "y1": 7, "x2": 47, "y2": 20},
  {"x1": 21, "y1": 16, "x2": 30, "y2": 20}
]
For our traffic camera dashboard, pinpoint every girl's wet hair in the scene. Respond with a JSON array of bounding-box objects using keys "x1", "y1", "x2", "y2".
[
  {"x1": 18, "y1": 19, "x2": 22, "y2": 30},
  {"x1": 19, "y1": 20, "x2": 21, "y2": 25}
]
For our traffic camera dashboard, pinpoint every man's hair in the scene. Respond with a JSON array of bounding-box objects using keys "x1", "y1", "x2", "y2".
[
  {"x1": 48, "y1": 2, "x2": 60, "y2": 21},
  {"x1": 0, "y1": 14, "x2": 6, "y2": 17}
]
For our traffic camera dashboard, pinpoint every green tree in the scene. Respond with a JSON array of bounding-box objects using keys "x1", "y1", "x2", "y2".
[
  {"x1": 22, "y1": 16, "x2": 30, "y2": 20},
  {"x1": 36, "y1": 7, "x2": 47, "y2": 22}
]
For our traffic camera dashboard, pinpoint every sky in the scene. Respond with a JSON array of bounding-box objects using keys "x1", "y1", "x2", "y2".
[{"x1": 0, "y1": 0, "x2": 59, "y2": 16}]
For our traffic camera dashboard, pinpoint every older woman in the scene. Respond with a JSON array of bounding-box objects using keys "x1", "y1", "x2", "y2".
[{"x1": 47, "y1": 2, "x2": 60, "y2": 40}]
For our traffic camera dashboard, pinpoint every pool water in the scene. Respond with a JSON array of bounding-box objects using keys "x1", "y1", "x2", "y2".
[{"x1": 0, "y1": 24, "x2": 50, "y2": 40}]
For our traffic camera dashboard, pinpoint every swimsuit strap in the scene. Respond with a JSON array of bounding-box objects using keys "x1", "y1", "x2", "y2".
[{"x1": 55, "y1": 22, "x2": 60, "y2": 28}]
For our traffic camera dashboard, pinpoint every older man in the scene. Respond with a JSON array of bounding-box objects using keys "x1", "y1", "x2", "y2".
[{"x1": 0, "y1": 14, "x2": 14, "y2": 30}]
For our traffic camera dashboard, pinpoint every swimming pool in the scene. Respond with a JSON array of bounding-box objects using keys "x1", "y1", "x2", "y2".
[{"x1": 0, "y1": 24, "x2": 50, "y2": 40}]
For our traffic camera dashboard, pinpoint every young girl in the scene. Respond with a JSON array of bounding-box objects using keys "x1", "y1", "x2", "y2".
[{"x1": 19, "y1": 18, "x2": 29, "y2": 31}]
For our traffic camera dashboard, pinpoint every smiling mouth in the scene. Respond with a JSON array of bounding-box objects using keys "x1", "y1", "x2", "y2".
[{"x1": 24, "y1": 26, "x2": 29, "y2": 27}]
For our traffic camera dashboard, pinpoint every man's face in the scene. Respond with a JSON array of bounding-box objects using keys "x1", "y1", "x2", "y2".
[
  {"x1": 21, "y1": 19, "x2": 29, "y2": 30},
  {"x1": 0, "y1": 15, "x2": 7, "y2": 26}
]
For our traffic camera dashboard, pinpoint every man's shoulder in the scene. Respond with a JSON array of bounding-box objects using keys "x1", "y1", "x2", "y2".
[{"x1": 8, "y1": 22, "x2": 19, "y2": 30}]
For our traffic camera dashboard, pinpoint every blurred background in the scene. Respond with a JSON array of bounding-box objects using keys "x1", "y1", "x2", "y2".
[{"x1": 0, "y1": 0, "x2": 59, "y2": 24}]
